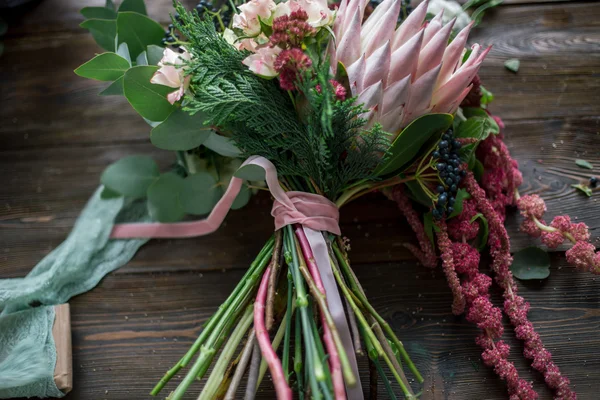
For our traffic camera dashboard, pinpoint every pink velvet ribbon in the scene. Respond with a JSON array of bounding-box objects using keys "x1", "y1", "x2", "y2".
[
  {"x1": 109, "y1": 155, "x2": 361, "y2": 399},
  {"x1": 110, "y1": 156, "x2": 340, "y2": 238}
]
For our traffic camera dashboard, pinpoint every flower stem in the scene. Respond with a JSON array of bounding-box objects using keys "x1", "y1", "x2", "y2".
[
  {"x1": 266, "y1": 230, "x2": 283, "y2": 331},
  {"x1": 294, "y1": 311, "x2": 305, "y2": 400},
  {"x1": 282, "y1": 270, "x2": 294, "y2": 382},
  {"x1": 332, "y1": 243, "x2": 424, "y2": 384},
  {"x1": 224, "y1": 330, "x2": 255, "y2": 400},
  {"x1": 254, "y1": 265, "x2": 292, "y2": 400}
]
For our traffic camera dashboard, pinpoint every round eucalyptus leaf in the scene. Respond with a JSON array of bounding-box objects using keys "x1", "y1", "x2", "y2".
[
  {"x1": 234, "y1": 164, "x2": 265, "y2": 181},
  {"x1": 231, "y1": 183, "x2": 251, "y2": 210},
  {"x1": 123, "y1": 65, "x2": 176, "y2": 122},
  {"x1": 100, "y1": 155, "x2": 159, "y2": 198},
  {"x1": 116, "y1": 12, "x2": 163, "y2": 59},
  {"x1": 511, "y1": 247, "x2": 551, "y2": 280},
  {"x1": 151, "y1": 109, "x2": 212, "y2": 151},
  {"x1": 147, "y1": 172, "x2": 186, "y2": 222},
  {"x1": 179, "y1": 172, "x2": 221, "y2": 216}
]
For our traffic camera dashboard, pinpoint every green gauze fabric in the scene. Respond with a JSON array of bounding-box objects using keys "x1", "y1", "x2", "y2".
[{"x1": 0, "y1": 187, "x2": 150, "y2": 398}]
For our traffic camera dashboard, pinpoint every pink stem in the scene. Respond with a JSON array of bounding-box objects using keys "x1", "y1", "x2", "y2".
[
  {"x1": 254, "y1": 265, "x2": 292, "y2": 400},
  {"x1": 294, "y1": 226, "x2": 346, "y2": 400}
]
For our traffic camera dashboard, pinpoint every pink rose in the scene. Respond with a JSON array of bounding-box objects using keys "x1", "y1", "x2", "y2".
[
  {"x1": 274, "y1": 0, "x2": 333, "y2": 28},
  {"x1": 242, "y1": 46, "x2": 282, "y2": 78},
  {"x1": 150, "y1": 47, "x2": 192, "y2": 105},
  {"x1": 233, "y1": 0, "x2": 276, "y2": 36}
]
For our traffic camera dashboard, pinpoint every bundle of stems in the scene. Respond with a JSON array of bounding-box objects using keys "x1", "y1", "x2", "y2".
[{"x1": 151, "y1": 222, "x2": 424, "y2": 399}]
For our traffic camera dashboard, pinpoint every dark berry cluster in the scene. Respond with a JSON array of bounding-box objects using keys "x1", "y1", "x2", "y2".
[
  {"x1": 432, "y1": 129, "x2": 465, "y2": 220},
  {"x1": 162, "y1": 13, "x2": 182, "y2": 50},
  {"x1": 590, "y1": 176, "x2": 598, "y2": 188}
]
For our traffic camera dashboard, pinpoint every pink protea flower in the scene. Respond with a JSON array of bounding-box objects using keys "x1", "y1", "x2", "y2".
[{"x1": 331, "y1": 0, "x2": 489, "y2": 134}]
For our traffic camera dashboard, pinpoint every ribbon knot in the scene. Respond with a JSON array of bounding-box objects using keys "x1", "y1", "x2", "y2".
[{"x1": 272, "y1": 191, "x2": 340, "y2": 236}]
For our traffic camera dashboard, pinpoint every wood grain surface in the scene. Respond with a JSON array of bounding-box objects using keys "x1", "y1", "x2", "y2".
[{"x1": 1, "y1": 1, "x2": 599, "y2": 399}]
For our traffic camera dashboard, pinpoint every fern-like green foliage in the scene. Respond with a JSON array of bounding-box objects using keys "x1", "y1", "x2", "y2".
[{"x1": 173, "y1": 2, "x2": 389, "y2": 199}]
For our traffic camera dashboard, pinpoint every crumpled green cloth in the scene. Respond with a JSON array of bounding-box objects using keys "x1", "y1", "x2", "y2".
[{"x1": 0, "y1": 187, "x2": 150, "y2": 398}]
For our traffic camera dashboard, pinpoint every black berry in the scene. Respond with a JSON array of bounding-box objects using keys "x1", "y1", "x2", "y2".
[{"x1": 590, "y1": 177, "x2": 598, "y2": 188}]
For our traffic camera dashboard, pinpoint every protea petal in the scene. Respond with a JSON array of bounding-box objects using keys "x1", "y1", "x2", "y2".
[
  {"x1": 422, "y1": 10, "x2": 443, "y2": 46},
  {"x1": 416, "y1": 17, "x2": 455, "y2": 79},
  {"x1": 402, "y1": 64, "x2": 442, "y2": 124},
  {"x1": 437, "y1": 21, "x2": 474, "y2": 87},
  {"x1": 388, "y1": 29, "x2": 424, "y2": 85},
  {"x1": 432, "y1": 84, "x2": 472, "y2": 114},
  {"x1": 334, "y1": 0, "x2": 349, "y2": 36},
  {"x1": 362, "y1": 0, "x2": 395, "y2": 34},
  {"x1": 336, "y1": 8, "x2": 362, "y2": 67},
  {"x1": 431, "y1": 62, "x2": 481, "y2": 106},
  {"x1": 346, "y1": 54, "x2": 366, "y2": 95},
  {"x1": 382, "y1": 74, "x2": 410, "y2": 114},
  {"x1": 361, "y1": 0, "x2": 401, "y2": 57},
  {"x1": 364, "y1": 41, "x2": 391, "y2": 88},
  {"x1": 357, "y1": 81, "x2": 384, "y2": 125},
  {"x1": 391, "y1": 0, "x2": 428, "y2": 51},
  {"x1": 460, "y1": 43, "x2": 481, "y2": 70}
]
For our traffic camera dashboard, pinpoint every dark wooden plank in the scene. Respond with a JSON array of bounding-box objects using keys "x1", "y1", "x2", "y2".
[
  {"x1": 1, "y1": 117, "x2": 598, "y2": 278},
  {"x1": 59, "y1": 256, "x2": 600, "y2": 399},
  {"x1": 1, "y1": 3, "x2": 599, "y2": 152}
]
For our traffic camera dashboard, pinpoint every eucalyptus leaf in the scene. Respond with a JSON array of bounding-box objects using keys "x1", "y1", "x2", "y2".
[
  {"x1": 100, "y1": 155, "x2": 159, "y2": 198},
  {"x1": 99, "y1": 76, "x2": 124, "y2": 96},
  {"x1": 234, "y1": 164, "x2": 266, "y2": 181},
  {"x1": 74, "y1": 52, "x2": 130, "y2": 81},
  {"x1": 118, "y1": 0, "x2": 148, "y2": 15},
  {"x1": 81, "y1": 7, "x2": 117, "y2": 20},
  {"x1": 405, "y1": 180, "x2": 432, "y2": 207},
  {"x1": 123, "y1": 65, "x2": 176, "y2": 121},
  {"x1": 151, "y1": 109, "x2": 213, "y2": 151},
  {"x1": 232, "y1": 183, "x2": 252, "y2": 210},
  {"x1": 375, "y1": 114, "x2": 454, "y2": 176},
  {"x1": 203, "y1": 133, "x2": 242, "y2": 157},
  {"x1": 116, "y1": 42, "x2": 132, "y2": 66},
  {"x1": 100, "y1": 186, "x2": 122, "y2": 199},
  {"x1": 572, "y1": 184, "x2": 592, "y2": 197},
  {"x1": 136, "y1": 50, "x2": 148, "y2": 66},
  {"x1": 448, "y1": 189, "x2": 471, "y2": 218},
  {"x1": 147, "y1": 173, "x2": 186, "y2": 223},
  {"x1": 575, "y1": 159, "x2": 593, "y2": 170},
  {"x1": 504, "y1": 58, "x2": 520, "y2": 73},
  {"x1": 179, "y1": 172, "x2": 221, "y2": 215},
  {"x1": 147, "y1": 44, "x2": 165, "y2": 65},
  {"x1": 80, "y1": 19, "x2": 117, "y2": 51},
  {"x1": 117, "y1": 12, "x2": 164, "y2": 59},
  {"x1": 511, "y1": 247, "x2": 551, "y2": 280}
]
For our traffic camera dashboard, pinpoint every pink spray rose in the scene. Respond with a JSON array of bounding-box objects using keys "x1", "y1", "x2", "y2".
[{"x1": 150, "y1": 47, "x2": 192, "y2": 105}]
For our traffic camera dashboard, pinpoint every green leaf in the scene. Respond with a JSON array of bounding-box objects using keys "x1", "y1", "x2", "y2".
[
  {"x1": 74, "y1": 52, "x2": 130, "y2": 81},
  {"x1": 234, "y1": 164, "x2": 266, "y2": 181},
  {"x1": 147, "y1": 44, "x2": 164, "y2": 65},
  {"x1": 470, "y1": 213, "x2": 489, "y2": 251},
  {"x1": 151, "y1": 109, "x2": 213, "y2": 151},
  {"x1": 100, "y1": 155, "x2": 159, "y2": 198},
  {"x1": 472, "y1": 0, "x2": 503, "y2": 26},
  {"x1": 99, "y1": 75, "x2": 124, "y2": 96},
  {"x1": 123, "y1": 65, "x2": 176, "y2": 121},
  {"x1": 203, "y1": 133, "x2": 242, "y2": 157},
  {"x1": 81, "y1": 7, "x2": 117, "y2": 20},
  {"x1": 511, "y1": 247, "x2": 551, "y2": 280},
  {"x1": 136, "y1": 50, "x2": 148, "y2": 66},
  {"x1": 118, "y1": 0, "x2": 147, "y2": 15},
  {"x1": 504, "y1": 58, "x2": 520, "y2": 73},
  {"x1": 462, "y1": 107, "x2": 500, "y2": 135},
  {"x1": 100, "y1": 186, "x2": 122, "y2": 199},
  {"x1": 80, "y1": 19, "x2": 117, "y2": 51},
  {"x1": 116, "y1": 42, "x2": 132, "y2": 66},
  {"x1": 147, "y1": 173, "x2": 186, "y2": 222},
  {"x1": 117, "y1": 12, "x2": 164, "y2": 59},
  {"x1": 456, "y1": 117, "x2": 490, "y2": 142},
  {"x1": 480, "y1": 85, "x2": 494, "y2": 107},
  {"x1": 179, "y1": 172, "x2": 221, "y2": 215},
  {"x1": 572, "y1": 184, "x2": 593, "y2": 197},
  {"x1": 448, "y1": 189, "x2": 471, "y2": 218},
  {"x1": 405, "y1": 180, "x2": 432, "y2": 207},
  {"x1": 473, "y1": 158, "x2": 484, "y2": 181},
  {"x1": 575, "y1": 159, "x2": 593, "y2": 170},
  {"x1": 375, "y1": 114, "x2": 454, "y2": 176},
  {"x1": 231, "y1": 183, "x2": 252, "y2": 210}
]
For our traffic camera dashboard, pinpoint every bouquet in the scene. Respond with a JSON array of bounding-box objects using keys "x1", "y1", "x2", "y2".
[{"x1": 72, "y1": 0, "x2": 598, "y2": 399}]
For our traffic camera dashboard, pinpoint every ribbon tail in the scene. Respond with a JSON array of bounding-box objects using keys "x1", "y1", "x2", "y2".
[
  {"x1": 110, "y1": 177, "x2": 244, "y2": 239},
  {"x1": 303, "y1": 227, "x2": 364, "y2": 400}
]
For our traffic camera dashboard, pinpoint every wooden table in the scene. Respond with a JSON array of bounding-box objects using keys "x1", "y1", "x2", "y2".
[{"x1": 1, "y1": 1, "x2": 599, "y2": 399}]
